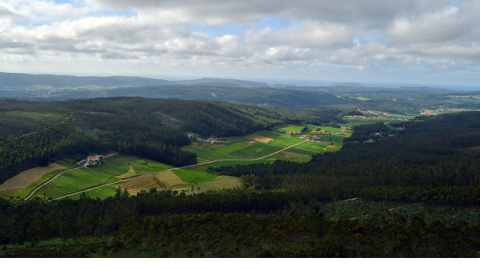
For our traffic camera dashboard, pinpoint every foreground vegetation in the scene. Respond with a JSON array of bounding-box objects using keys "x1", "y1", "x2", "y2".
[{"x1": 1, "y1": 188, "x2": 479, "y2": 258}]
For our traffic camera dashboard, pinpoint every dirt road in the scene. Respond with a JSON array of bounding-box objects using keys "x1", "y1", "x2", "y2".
[{"x1": 46, "y1": 140, "x2": 310, "y2": 200}]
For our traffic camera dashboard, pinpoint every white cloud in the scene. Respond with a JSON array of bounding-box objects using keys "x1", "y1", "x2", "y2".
[
  {"x1": 253, "y1": 21, "x2": 353, "y2": 48},
  {"x1": 389, "y1": 6, "x2": 471, "y2": 44},
  {"x1": 0, "y1": 0, "x2": 479, "y2": 86}
]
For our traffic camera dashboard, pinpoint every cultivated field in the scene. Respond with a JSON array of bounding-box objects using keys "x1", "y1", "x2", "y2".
[
  {"x1": 248, "y1": 134, "x2": 273, "y2": 144},
  {"x1": 114, "y1": 170, "x2": 186, "y2": 195},
  {"x1": 4, "y1": 123, "x2": 352, "y2": 201},
  {"x1": 39, "y1": 168, "x2": 118, "y2": 199},
  {"x1": 0, "y1": 163, "x2": 66, "y2": 192},
  {"x1": 184, "y1": 124, "x2": 350, "y2": 164},
  {"x1": 172, "y1": 175, "x2": 240, "y2": 194},
  {"x1": 89, "y1": 156, "x2": 172, "y2": 177}
]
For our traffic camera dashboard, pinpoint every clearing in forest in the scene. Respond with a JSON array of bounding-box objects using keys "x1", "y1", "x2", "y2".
[
  {"x1": 0, "y1": 163, "x2": 66, "y2": 192},
  {"x1": 199, "y1": 176, "x2": 240, "y2": 190}
]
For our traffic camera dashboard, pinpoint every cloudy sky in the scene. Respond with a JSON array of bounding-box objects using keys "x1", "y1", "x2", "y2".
[{"x1": 1, "y1": 0, "x2": 479, "y2": 88}]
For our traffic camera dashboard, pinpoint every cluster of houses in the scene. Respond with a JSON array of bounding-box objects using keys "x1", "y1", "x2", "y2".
[
  {"x1": 302, "y1": 135, "x2": 322, "y2": 141},
  {"x1": 188, "y1": 134, "x2": 231, "y2": 144},
  {"x1": 76, "y1": 154, "x2": 104, "y2": 167}
]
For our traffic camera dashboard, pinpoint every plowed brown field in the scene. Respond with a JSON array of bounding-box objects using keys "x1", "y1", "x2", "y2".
[{"x1": 0, "y1": 163, "x2": 66, "y2": 191}]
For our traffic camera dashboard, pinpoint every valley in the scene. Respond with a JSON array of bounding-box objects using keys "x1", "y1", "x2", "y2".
[
  {"x1": 0, "y1": 123, "x2": 352, "y2": 201},
  {"x1": 3, "y1": 0, "x2": 480, "y2": 259},
  {"x1": 0, "y1": 78, "x2": 479, "y2": 258}
]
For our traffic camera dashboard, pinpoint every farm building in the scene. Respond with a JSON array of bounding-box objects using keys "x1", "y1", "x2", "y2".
[
  {"x1": 85, "y1": 155, "x2": 103, "y2": 166},
  {"x1": 202, "y1": 137, "x2": 231, "y2": 144}
]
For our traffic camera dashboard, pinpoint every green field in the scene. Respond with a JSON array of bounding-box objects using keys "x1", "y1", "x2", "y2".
[
  {"x1": 130, "y1": 159, "x2": 173, "y2": 175},
  {"x1": 172, "y1": 168, "x2": 218, "y2": 184},
  {"x1": 318, "y1": 126, "x2": 342, "y2": 134},
  {"x1": 89, "y1": 156, "x2": 133, "y2": 175},
  {"x1": 184, "y1": 124, "x2": 349, "y2": 166},
  {"x1": 89, "y1": 156, "x2": 172, "y2": 177},
  {"x1": 202, "y1": 159, "x2": 279, "y2": 169},
  {"x1": 40, "y1": 169, "x2": 118, "y2": 199},
  {"x1": 182, "y1": 142, "x2": 251, "y2": 160},
  {"x1": 199, "y1": 176, "x2": 240, "y2": 190},
  {"x1": 289, "y1": 141, "x2": 327, "y2": 155},
  {"x1": 69, "y1": 185, "x2": 118, "y2": 200},
  {"x1": 171, "y1": 175, "x2": 241, "y2": 194},
  {"x1": 230, "y1": 143, "x2": 282, "y2": 158},
  {"x1": 257, "y1": 131, "x2": 304, "y2": 148},
  {"x1": 275, "y1": 124, "x2": 307, "y2": 133}
]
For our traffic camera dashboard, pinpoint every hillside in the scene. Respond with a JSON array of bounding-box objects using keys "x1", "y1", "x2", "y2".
[
  {"x1": 1, "y1": 111, "x2": 480, "y2": 257},
  {"x1": 213, "y1": 111, "x2": 480, "y2": 204},
  {"x1": 0, "y1": 97, "x2": 342, "y2": 184}
]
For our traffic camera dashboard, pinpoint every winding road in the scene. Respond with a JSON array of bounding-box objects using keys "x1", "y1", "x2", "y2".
[{"x1": 35, "y1": 139, "x2": 309, "y2": 201}]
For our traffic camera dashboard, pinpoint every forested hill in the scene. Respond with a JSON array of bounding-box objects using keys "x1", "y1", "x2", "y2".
[
  {"x1": 0, "y1": 97, "x2": 342, "y2": 184},
  {"x1": 213, "y1": 111, "x2": 480, "y2": 205},
  {"x1": 4, "y1": 72, "x2": 480, "y2": 113}
]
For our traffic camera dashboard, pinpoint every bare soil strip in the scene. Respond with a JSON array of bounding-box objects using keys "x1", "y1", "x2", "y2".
[
  {"x1": 0, "y1": 163, "x2": 66, "y2": 191},
  {"x1": 250, "y1": 135, "x2": 273, "y2": 144}
]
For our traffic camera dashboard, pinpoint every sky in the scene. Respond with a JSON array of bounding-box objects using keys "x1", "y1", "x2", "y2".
[{"x1": 0, "y1": 0, "x2": 479, "y2": 88}]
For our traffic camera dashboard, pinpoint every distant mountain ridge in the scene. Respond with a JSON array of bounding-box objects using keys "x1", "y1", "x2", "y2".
[
  {"x1": 0, "y1": 71, "x2": 278, "y2": 89},
  {"x1": 1, "y1": 71, "x2": 477, "y2": 112},
  {"x1": 0, "y1": 72, "x2": 169, "y2": 88}
]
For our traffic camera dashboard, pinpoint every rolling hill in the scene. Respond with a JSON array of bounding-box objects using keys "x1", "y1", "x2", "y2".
[{"x1": 2, "y1": 71, "x2": 479, "y2": 112}]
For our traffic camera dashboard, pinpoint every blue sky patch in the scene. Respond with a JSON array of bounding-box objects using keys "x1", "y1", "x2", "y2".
[{"x1": 254, "y1": 17, "x2": 290, "y2": 30}]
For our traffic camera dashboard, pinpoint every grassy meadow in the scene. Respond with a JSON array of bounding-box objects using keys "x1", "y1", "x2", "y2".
[
  {"x1": 89, "y1": 156, "x2": 173, "y2": 177},
  {"x1": 39, "y1": 168, "x2": 118, "y2": 199}
]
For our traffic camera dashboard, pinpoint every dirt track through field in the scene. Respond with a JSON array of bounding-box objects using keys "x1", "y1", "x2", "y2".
[
  {"x1": 24, "y1": 167, "x2": 81, "y2": 201},
  {"x1": 48, "y1": 139, "x2": 310, "y2": 200},
  {"x1": 0, "y1": 163, "x2": 66, "y2": 192}
]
